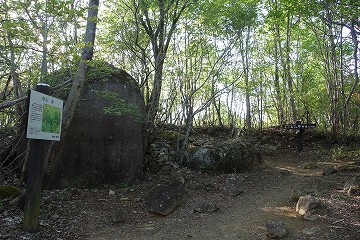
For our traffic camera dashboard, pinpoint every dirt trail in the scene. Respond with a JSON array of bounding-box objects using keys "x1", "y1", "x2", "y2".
[
  {"x1": 86, "y1": 151, "x2": 358, "y2": 240},
  {"x1": 1, "y1": 147, "x2": 359, "y2": 240}
]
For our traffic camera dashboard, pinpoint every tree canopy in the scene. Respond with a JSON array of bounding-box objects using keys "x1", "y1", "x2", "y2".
[{"x1": 1, "y1": 0, "x2": 359, "y2": 137}]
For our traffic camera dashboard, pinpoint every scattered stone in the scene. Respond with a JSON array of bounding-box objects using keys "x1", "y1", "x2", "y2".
[
  {"x1": 112, "y1": 207, "x2": 128, "y2": 223},
  {"x1": 302, "y1": 162, "x2": 317, "y2": 169},
  {"x1": 322, "y1": 166, "x2": 338, "y2": 175},
  {"x1": 296, "y1": 195, "x2": 320, "y2": 215},
  {"x1": 347, "y1": 186, "x2": 360, "y2": 196},
  {"x1": 303, "y1": 212, "x2": 319, "y2": 221},
  {"x1": 109, "y1": 190, "x2": 115, "y2": 196},
  {"x1": 146, "y1": 182, "x2": 185, "y2": 216},
  {"x1": 344, "y1": 176, "x2": 360, "y2": 196},
  {"x1": 265, "y1": 220, "x2": 288, "y2": 238},
  {"x1": 223, "y1": 186, "x2": 245, "y2": 197},
  {"x1": 301, "y1": 227, "x2": 321, "y2": 236},
  {"x1": 193, "y1": 201, "x2": 219, "y2": 213},
  {"x1": 0, "y1": 185, "x2": 22, "y2": 199},
  {"x1": 290, "y1": 189, "x2": 305, "y2": 202}
]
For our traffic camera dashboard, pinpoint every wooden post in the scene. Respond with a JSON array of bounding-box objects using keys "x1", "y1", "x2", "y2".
[
  {"x1": 296, "y1": 130, "x2": 304, "y2": 152},
  {"x1": 23, "y1": 83, "x2": 50, "y2": 232},
  {"x1": 284, "y1": 120, "x2": 316, "y2": 152},
  {"x1": 295, "y1": 120, "x2": 304, "y2": 152}
]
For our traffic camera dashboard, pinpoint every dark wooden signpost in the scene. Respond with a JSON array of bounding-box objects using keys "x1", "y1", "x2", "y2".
[
  {"x1": 284, "y1": 120, "x2": 316, "y2": 152},
  {"x1": 23, "y1": 83, "x2": 63, "y2": 232}
]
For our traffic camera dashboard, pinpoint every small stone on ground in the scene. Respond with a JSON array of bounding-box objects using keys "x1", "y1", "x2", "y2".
[{"x1": 265, "y1": 220, "x2": 288, "y2": 238}]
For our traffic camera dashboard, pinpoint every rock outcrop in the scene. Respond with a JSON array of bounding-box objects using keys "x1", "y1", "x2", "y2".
[
  {"x1": 187, "y1": 138, "x2": 263, "y2": 173},
  {"x1": 46, "y1": 63, "x2": 145, "y2": 187}
]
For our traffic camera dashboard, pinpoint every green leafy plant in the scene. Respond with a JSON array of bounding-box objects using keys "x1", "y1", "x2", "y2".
[
  {"x1": 41, "y1": 104, "x2": 61, "y2": 133},
  {"x1": 94, "y1": 90, "x2": 143, "y2": 121}
]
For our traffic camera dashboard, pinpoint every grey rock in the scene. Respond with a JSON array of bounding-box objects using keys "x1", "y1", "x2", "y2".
[
  {"x1": 302, "y1": 227, "x2": 321, "y2": 236},
  {"x1": 265, "y1": 220, "x2": 288, "y2": 238},
  {"x1": 112, "y1": 207, "x2": 128, "y2": 223},
  {"x1": 224, "y1": 186, "x2": 245, "y2": 197},
  {"x1": 187, "y1": 138, "x2": 263, "y2": 173},
  {"x1": 193, "y1": 201, "x2": 219, "y2": 213},
  {"x1": 146, "y1": 182, "x2": 185, "y2": 216},
  {"x1": 296, "y1": 195, "x2": 320, "y2": 215},
  {"x1": 322, "y1": 166, "x2": 338, "y2": 175},
  {"x1": 187, "y1": 148, "x2": 218, "y2": 172},
  {"x1": 344, "y1": 176, "x2": 360, "y2": 196},
  {"x1": 303, "y1": 212, "x2": 319, "y2": 221},
  {"x1": 347, "y1": 186, "x2": 360, "y2": 196},
  {"x1": 302, "y1": 162, "x2": 317, "y2": 169},
  {"x1": 290, "y1": 189, "x2": 305, "y2": 202}
]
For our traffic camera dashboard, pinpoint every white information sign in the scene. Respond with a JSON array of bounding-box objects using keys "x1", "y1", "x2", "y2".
[{"x1": 26, "y1": 90, "x2": 63, "y2": 141}]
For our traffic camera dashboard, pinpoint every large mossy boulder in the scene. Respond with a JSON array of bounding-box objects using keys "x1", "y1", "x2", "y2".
[{"x1": 46, "y1": 63, "x2": 145, "y2": 187}]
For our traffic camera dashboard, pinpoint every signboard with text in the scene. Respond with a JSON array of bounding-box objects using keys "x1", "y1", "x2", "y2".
[{"x1": 26, "y1": 90, "x2": 63, "y2": 141}]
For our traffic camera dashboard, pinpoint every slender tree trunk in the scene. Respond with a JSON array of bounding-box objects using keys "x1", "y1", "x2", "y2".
[
  {"x1": 240, "y1": 27, "x2": 252, "y2": 129},
  {"x1": 325, "y1": 9, "x2": 340, "y2": 138},
  {"x1": 7, "y1": 35, "x2": 24, "y2": 119},
  {"x1": 338, "y1": 25, "x2": 348, "y2": 134},
  {"x1": 274, "y1": 23, "x2": 284, "y2": 125},
  {"x1": 140, "y1": 0, "x2": 191, "y2": 126},
  {"x1": 285, "y1": 13, "x2": 297, "y2": 122},
  {"x1": 1, "y1": 74, "x2": 12, "y2": 101},
  {"x1": 40, "y1": 19, "x2": 49, "y2": 81},
  {"x1": 344, "y1": 22, "x2": 359, "y2": 110},
  {"x1": 211, "y1": 77, "x2": 223, "y2": 127}
]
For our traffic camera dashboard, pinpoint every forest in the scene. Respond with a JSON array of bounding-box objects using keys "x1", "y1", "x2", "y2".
[
  {"x1": 0, "y1": 1, "x2": 360, "y2": 238},
  {"x1": 0, "y1": 0, "x2": 358, "y2": 136}
]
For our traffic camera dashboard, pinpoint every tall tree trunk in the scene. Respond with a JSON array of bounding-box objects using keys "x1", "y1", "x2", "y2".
[
  {"x1": 240, "y1": 26, "x2": 252, "y2": 129},
  {"x1": 325, "y1": 9, "x2": 340, "y2": 138},
  {"x1": 211, "y1": 77, "x2": 223, "y2": 127},
  {"x1": 140, "y1": 0, "x2": 191, "y2": 126},
  {"x1": 40, "y1": 19, "x2": 49, "y2": 81},
  {"x1": 7, "y1": 35, "x2": 24, "y2": 119},
  {"x1": 44, "y1": 0, "x2": 99, "y2": 182},
  {"x1": 284, "y1": 13, "x2": 297, "y2": 122},
  {"x1": 273, "y1": 25, "x2": 283, "y2": 125},
  {"x1": 344, "y1": 21, "x2": 359, "y2": 110}
]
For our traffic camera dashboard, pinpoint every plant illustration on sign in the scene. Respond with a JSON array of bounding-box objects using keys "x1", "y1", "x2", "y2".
[{"x1": 41, "y1": 104, "x2": 61, "y2": 134}]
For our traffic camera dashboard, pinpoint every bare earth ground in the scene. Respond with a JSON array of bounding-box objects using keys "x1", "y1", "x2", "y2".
[{"x1": 1, "y1": 135, "x2": 360, "y2": 239}]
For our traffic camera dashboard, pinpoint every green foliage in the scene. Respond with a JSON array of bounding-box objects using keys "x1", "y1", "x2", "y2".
[
  {"x1": 1, "y1": 0, "x2": 360, "y2": 136},
  {"x1": 330, "y1": 144, "x2": 360, "y2": 161},
  {"x1": 159, "y1": 130, "x2": 185, "y2": 142},
  {"x1": 94, "y1": 90, "x2": 143, "y2": 121}
]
